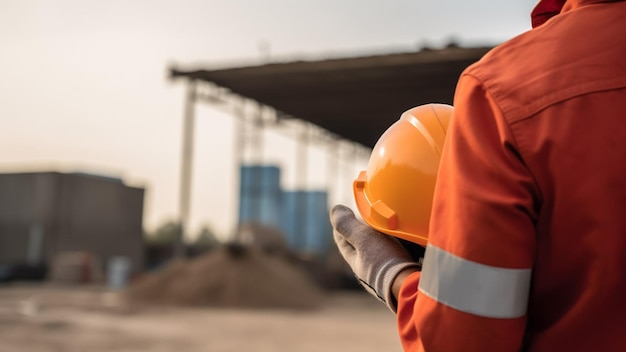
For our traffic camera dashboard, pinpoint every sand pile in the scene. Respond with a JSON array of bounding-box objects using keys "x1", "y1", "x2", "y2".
[{"x1": 125, "y1": 244, "x2": 324, "y2": 310}]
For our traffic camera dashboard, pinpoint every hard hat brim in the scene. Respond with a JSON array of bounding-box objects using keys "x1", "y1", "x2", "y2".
[{"x1": 353, "y1": 171, "x2": 429, "y2": 247}]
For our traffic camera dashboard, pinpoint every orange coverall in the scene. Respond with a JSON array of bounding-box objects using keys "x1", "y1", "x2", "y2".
[{"x1": 397, "y1": 0, "x2": 626, "y2": 350}]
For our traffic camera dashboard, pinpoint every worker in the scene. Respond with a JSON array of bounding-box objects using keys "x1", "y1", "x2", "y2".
[{"x1": 330, "y1": 0, "x2": 626, "y2": 351}]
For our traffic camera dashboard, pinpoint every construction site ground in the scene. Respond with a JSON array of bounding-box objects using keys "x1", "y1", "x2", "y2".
[{"x1": 0, "y1": 283, "x2": 403, "y2": 352}]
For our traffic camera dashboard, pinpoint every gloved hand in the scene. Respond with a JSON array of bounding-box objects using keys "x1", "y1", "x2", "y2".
[{"x1": 330, "y1": 204, "x2": 421, "y2": 312}]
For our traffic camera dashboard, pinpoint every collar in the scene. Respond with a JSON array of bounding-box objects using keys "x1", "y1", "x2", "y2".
[{"x1": 531, "y1": 0, "x2": 623, "y2": 28}]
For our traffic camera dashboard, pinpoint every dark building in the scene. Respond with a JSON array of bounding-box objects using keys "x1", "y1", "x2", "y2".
[{"x1": 0, "y1": 172, "x2": 145, "y2": 280}]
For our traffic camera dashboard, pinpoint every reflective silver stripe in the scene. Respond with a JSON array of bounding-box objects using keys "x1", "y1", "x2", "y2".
[{"x1": 418, "y1": 244, "x2": 532, "y2": 319}]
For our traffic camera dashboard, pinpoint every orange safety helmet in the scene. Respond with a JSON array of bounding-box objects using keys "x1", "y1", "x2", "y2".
[{"x1": 353, "y1": 103, "x2": 453, "y2": 247}]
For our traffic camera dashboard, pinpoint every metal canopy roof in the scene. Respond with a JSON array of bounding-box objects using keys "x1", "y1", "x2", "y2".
[{"x1": 170, "y1": 46, "x2": 492, "y2": 148}]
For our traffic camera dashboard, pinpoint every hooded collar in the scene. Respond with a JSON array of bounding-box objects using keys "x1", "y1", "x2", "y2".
[{"x1": 531, "y1": 0, "x2": 623, "y2": 28}]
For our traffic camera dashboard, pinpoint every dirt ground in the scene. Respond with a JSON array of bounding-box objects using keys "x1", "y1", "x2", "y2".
[{"x1": 0, "y1": 283, "x2": 403, "y2": 352}]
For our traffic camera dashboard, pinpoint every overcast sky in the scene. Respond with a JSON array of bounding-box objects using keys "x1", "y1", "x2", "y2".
[{"x1": 0, "y1": 0, "x2": 536, "y2": 240}]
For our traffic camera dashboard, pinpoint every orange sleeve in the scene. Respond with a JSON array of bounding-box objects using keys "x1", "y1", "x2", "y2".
[
  {"x1": 398, "y1": 274, "x2": 528, "y2": 351},
  {"x1": 396, "y1": 72, "x2": 538, "y2": 351},
  {"x1": 396, "y1": 271, "x2": 424, "y2": 352}
]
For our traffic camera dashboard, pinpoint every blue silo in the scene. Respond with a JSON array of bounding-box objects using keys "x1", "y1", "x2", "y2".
[
  {"x1": 238, "y1": 165, "x2": 282, "y2": 226},
  {"x1": 281, "y1": 190, "x2": 332, "y2": 254}
]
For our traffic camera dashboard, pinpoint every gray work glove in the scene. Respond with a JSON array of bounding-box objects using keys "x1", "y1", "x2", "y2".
[{"x1": 330, "y1": 204, "x2": 421, "y2": 313}]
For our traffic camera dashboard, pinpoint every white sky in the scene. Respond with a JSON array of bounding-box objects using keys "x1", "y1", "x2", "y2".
[{"x1": 0, "y1": 0, "x2": 536, "y2": 240}]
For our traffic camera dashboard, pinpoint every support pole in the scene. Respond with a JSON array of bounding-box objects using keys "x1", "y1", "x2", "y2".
[
  {"x1": 340, "y1": 143, "x2": 358, "y2": 206},
  {"x1": 295, "y1": 125, "x2": 309, "y2": 251},
  {"x1": 176, "y1": 79, "x2": 196, "y2": 258},
  {"x1": 232, "y1": 98, "x2": 246, "y2": 239},
  {"x1": 326, "y1": 138, "x2": 339, "y2": 207},
  {"x1": 251, "y1": 102, "x2": 264, "y2": 164}
]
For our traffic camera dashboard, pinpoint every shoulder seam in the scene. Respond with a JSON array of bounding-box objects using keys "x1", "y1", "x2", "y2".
[{"x1": 468, "y1": 70, "x2": 626, "y2": 125}]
